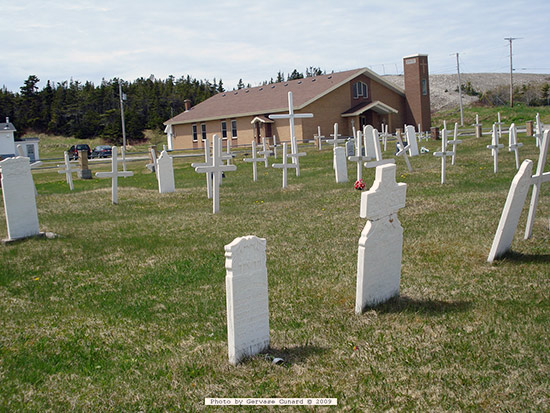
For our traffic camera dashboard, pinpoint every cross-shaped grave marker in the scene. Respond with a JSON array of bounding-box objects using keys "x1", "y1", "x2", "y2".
[
  {"x1": 524, "y1": 129, "x2": 550, "y2": 239},
  {"x1": 394, "y1": 130, "x2": 413, "y2": 172},
  {"x1": 314, "y1": 126, "x2": 326, "y2": 151},
  {"x1": 535, "y1": 113, "x2": 543, "y2": 147},
  {"x1": 495, "y1": 112, "x2": 504, "y2": 141},
  {"x1": 433, "y1": 127, "x2": 454, "y2": 184},
  {"x1": 487, "y1": 123, "x2": 504, "y2": 173},
  {"x1": 191, "y1": 138, "x2": 213, "y2": 199},
  {"x1": 194, "y1": 135, "x2": 237, "y2": 214},
  {"x1": 448, "y1": 122, "x2": 463, "y2": 166},
  {"x1": 95, "y1": 146, "x2": 134, "y2": 204},
  {"x1": 258, "y1": 137, "x2": 273, "y2": 167},
  {"x1": 326, "y1": 122, "x2": 346, "y2": 149},
  {"x1": 473, "y1": 114, "x2": 483, "y2": 138},
  {"x1": 272, "y1": 143, "x2": 296, "y2": 189},
  {"x1": 365, "y1": 128, "x2": 395, "y2": 170},
  {"x1": 348, "y1": 130, "x2": 372, "y2": 182},
  {"x1": 356, "y1": 163, "x2": 407, "y2": 312},
  {"x1": 508, "y1": 123, "x2": 523, "y2": 170},
  {"x1": 57, "y1": 151, "x2": 79, "y2": 190},
  {"x1": 243, "y1": 141, "x2": 266, "y2": 182},
  {"x1": 272, "y1": 135, "x2": 278, "y2": 159},
  {"x1": 268, "y1": 91, "x2": 312, "y2": 176}
]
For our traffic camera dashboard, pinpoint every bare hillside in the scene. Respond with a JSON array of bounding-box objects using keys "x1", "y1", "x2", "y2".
[{"x1": 383, "y1": 73, "x2": 550, "y2": 112}]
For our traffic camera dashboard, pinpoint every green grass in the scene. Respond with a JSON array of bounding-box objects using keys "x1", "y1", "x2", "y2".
[{"x1": 1, "y1": 122, "x2": 549, "y2": 411}]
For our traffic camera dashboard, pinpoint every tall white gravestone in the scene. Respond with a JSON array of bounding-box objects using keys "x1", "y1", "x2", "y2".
[
  {"x1": 356, "y1": 163, "x2": 407, "y2": 313},
  {"x1": 1, "y1": 157, "x2": 40, "y2": 240},
  {"x1": 225, "y1": 235, "x2": 270, "y2": 365},
  {"x1": 334, "y1": 146, "x2": 348, "y2": 183},
  {"x1": 156, "y1": 149, "x2": 175, "y2": 193},
  {"x1": 363, "y1": 125, "x2": 377, "y2": 159},
  {"x1": 405, "y1": 125, "x2": 419, "y2": 156},
  {"x1": 487, "y1": 159, "x2": 534, "y2": 262}
]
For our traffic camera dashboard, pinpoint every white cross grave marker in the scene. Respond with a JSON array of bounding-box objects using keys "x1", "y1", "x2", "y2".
[
  {"x1": 356, "y1": 163, "x2": 407, "y2": 312},
  {"x1": 348, "y1": 131, "x2": 372, "y2": 182},
  {"x1": 258, "y1": 137, "x2": 273, "y2": 168},
  {"x1": 496, "y1": 112, "x2": 504, "y2": 141},
  {"x1": 327, "y1": 123, "x2": 346, "y2": 149},
  {"x1": 433, "y1": 127, "x2": 454, "y2": 184},
  {"x1": 487, "y1": 123, "x2": 504, "y2": 174},
  {"x1": 268, "y1": 91, "x2": 313, "y2": 176},
  {"x1": 508, "y1": 123, "x2": 523, "y2": 170},
  {"x1": 243, "y1": 141, "x2": 266, "y2": 182},
  {"x1": 191, "y1": 138, "x2": 213, "y2": 199},
  {"x1": 272, "y1": 135, "x2": 278, "y2": 159},
  {"x1": 448, "y1": 122, "x2": 463, "y2": 166},
  {"x1": 524, "y1": 129, "x2": 550, "y2": 239},
  {"x1": 365, "y1": 128, "x2": 395, "y2": 170},
  {"x1": 95, "y1": 146, "x2": 134, "y2": 204},
  {"x1": 57, "y1": 151, "x2": 78, "y2": 190},
  {"x1": 314, "y1": 126, "x2": 326, "y2": 151},
  {"x1": 272, "y1": 143, "x2": 296, "y2": 189},
  {"x1": 194, "y1": 135, "x2": 237, "y2": 214},
  {"x1": 395, "y1": 130, "x2": 413, "y2": 173},
  {"x1": 535, "y1": 113, "x2": 543, "y2": 147}
]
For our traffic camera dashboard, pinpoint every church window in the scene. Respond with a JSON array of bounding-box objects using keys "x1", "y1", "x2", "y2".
[
  {"x1": 192, "y1": 124, "x2": 197, "y2": 142},
  {"x1": 421, "y1": 79, "x2": 427, "y2": 96},
  {"x1": 231, "y1": 119, "x2": 238, "y2": 139},
  {"x1": 353, "y1": 81, "x2": 368, "y2": 99},
  {"x1": 221, "y1": 121, "x2": 227, "y2": 139},
  {"x1": 201, "y1": 123, "x2": 206, "y2": 140}
]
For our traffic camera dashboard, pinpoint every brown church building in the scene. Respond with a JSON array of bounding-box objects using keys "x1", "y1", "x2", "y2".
[{"x1": 165, "y1": 54, "x2": 431, "y2": 149}]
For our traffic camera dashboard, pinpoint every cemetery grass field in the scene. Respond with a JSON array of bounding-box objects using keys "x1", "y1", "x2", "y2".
[{"x1": 1, "y1": 116, "x2": 549, "y2": 410}]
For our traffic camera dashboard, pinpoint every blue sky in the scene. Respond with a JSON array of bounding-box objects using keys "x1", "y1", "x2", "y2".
[{"x1": 1, "y1": 0, "x2": 549, "y2": 92}]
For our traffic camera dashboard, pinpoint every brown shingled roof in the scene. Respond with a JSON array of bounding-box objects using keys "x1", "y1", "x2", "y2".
[{"x1": 165, "y1": 67, "x2": 404, "y2": 125}]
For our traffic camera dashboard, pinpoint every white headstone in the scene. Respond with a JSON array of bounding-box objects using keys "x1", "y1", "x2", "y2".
[
  {"x1": 487, "y1": 159, "x2": 534, "y2": 262},
  {"x1": 272, "y1": 142, "x2": 296, "y2": 189},
  {"x1": 524, "y1": 129, "x2": 550, "y2": 239},
  {"x1": 334, "y1": 146, "x2": 348, "y2": 183},
  {"x1": 356, "y1": 163, "x2": 407, "y2": 312},
  {"x1": 1, "y1": 157, "x2": 40, "y2": 240},
  {"x1": 405, "y1": 125, "x2": 419, "y2": 156},
  {"x1": 225, "y1": 235, "x2": 270, "y2": 365},
  {"x1": 95, "y1": 146, "x2": 134, "y2": 204},
  {"x1": 157, "y1": 149, "x2": 175, "y2": 193},
  {"x1": 363, "y1": 125, "x2": 377, "y2": 158},
  {"x1": 195, "y1": 135, "x2": 237, "y2": 214},
  {"x1": 508, "y1": 123, "x2": 523, "y2": 170}
]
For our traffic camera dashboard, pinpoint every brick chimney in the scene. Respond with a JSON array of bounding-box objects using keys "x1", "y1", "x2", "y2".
[
  {"x1": 403, "y1": 54, "x2": 431, "y2": 132},
  {"x1": 184, "y1": 99, "x2": 192, "y2": 111}
]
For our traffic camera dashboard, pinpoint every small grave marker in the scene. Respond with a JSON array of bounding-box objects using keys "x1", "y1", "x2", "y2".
[
  {"x1": 487, "y1": 123, "x2": 504, "y2": 174},
  {"x1": 314, "y1": 126, "x2": 326, "y2": 150},
  {"x1": 272, "y1": 143, "x2": 296, "y2": 189},
  {"x1": 356, "y1": 163, "x2": 407, "y2": 312},
  {"x1": 405, "y1": 125, "x2": 419, "y2": 156},
  {"x1": 448, "y1": 122, "x2": 463, "y2": 166},
  {"x1": 95, "y1": 146, "x2": 134, "y2": 204},
  {"x1": 473, "y1": 114, "x2": 482, "y2": 138},
  {"x1": 395, "y1": 130, "x2": 413, "y2": 172},
  {"x1": 348, "y1": 131, "x2": 372, "y2": 182},
  {"x1": 508, "y1": 123, "x2": 523, "y2": 170},
  {"x1": 258, "y1": 137, "x2": 273, "y2": 168},
  {"x1": 225, "y1": 235, "x2": 270, "y2": 365},
  {"x1": 192, "y1": 138, "x2": 213, "y2": 199},
  {"x1": 433, "y1": 128, "x2": 454, "y2": 184},
  {"x1": 363, "y1": 125, "x2": 377, "y2": 158},
  {"x1": 334, "y1": 146, "x2": 348, "y2": 183},
  {"x1": 244, "y1": 141, "x2": 266, "y2": 182},
  {"x1": 156, "y1": 149, "x2": 175, "y2": 193},
  {"x1": 57, "y1": 151, "x2": 78, "y2": 190}
]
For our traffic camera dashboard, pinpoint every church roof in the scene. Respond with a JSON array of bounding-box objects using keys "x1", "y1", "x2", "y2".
[
  {"x1": 165, "y1": 68, "x2": 404, "y2": 125},
  {"x1": 0, "y1": 121, "x2": 16, "y2": 132}
]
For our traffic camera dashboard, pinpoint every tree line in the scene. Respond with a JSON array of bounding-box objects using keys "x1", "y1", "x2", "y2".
[{"x1": 0, "y1": 67, "x2": 325, "y2": 143}]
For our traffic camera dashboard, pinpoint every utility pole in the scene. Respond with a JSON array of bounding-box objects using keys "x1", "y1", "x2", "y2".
[
  {"x1": 504, "y1": 37, "x2": 520, "y2": 108},
  {"x1": 452, "y1": 52, "x2": 464, "y2": 126},
  {"x1": 119, "y1": 82, "x2": 127, "y2": 149}
]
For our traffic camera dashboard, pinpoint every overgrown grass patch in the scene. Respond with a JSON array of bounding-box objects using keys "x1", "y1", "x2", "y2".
[{"x1": 1, "y1": 124, "x2": 549, "y2": 410}]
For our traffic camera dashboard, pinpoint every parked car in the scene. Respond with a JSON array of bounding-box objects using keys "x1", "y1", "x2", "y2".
[
  {"x1": 91, "y1": 145, "x2": 112, "y2": 158},
  {"x1": 68, "y1": 144, "x2": 91, "y2": 160}
]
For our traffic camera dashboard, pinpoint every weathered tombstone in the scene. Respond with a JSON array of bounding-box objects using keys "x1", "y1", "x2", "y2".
[
  {"x1": 225, "y1": 235, "x2": 270, "y2": 365},
  {"x1": 243, "y1": 141, "x2": 266, "y2": 182},
  {"x1": 268, "y1": 91, "x2": 313, "y2": 176},
  {"x1": 433, "y1": 127, "x2": 454, "y2": 184},
  {"x1": 194, "y1": 135, "x2": 237, "y2": 214},
  {"x1": 356, "y1": 163, "x2": 407, "y2": 313},
  {"x1": 487, "y1": 159, "x2": 534, "y2": 262},
  {"x1": 487, "y1": 123, "x2": 504, "y2": 174},
  {"x1": 78, "y1": 150, "x2": 92, "y2": 179},
  {"x1": 156, "y1": 149, "x2": 175, "y2": 193},
  {"x1": 346, "y1": 139, "x2": 355, "y2": 157},
  {"x1": 272, "y1": 142, "x2": 296, "y2": 189},
  {"x1": 57, "y1": 151, "x2": 78, "y2": 190},
  {"x1": 448, "y1": 122, "x2": 463, "y2": 166},
  {"x1": 146, "y1": 147, "x2": 157, "y2": 174},
  {"x1": 95, "y1": 146, "x2": 134, "y2": 204},
  {"x1": 363, "y1": 125, "x2": 377, "y2": 158},
  {"x1": 405, "y1": 125, "x2": 419, "y2": 156},
  {"x1": 191, "y1": 138, "x2": 213, "y2": 199},
  {"x1": 334, "y1": 146, "x2": 348, "y2": 183},
  {"x1": 524, "y1": 129, "x2": 550, "y2": 239},
  {"x1": 0, "y1": 157, "x2": 40, "y2": 241},
  {"x1": 348, "y1": 131, "x2": 371, "y2": 182},
  {"x1": 508, "y1": 123, "x2": 523, "y2": 170},
  {"x1": 16, "y1": 144, "x2": 42, "y2": 195}
]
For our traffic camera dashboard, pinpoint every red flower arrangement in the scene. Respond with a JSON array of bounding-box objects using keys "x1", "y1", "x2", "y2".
[{"x1": 354, "y1": 179, "x2": 366, "y2": 190}]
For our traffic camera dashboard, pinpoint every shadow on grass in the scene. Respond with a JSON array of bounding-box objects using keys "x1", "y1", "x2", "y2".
[
  {"x1": 498, "y1": 250, "x2": 550, "y2": 264},
  {"x1": 371, "y1": 295, "x2": 471, "y2": 315},
  {"x1": 263, "y1": 344, "x2": 327, "y2": 365}
]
